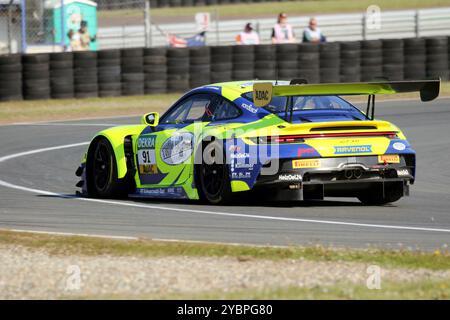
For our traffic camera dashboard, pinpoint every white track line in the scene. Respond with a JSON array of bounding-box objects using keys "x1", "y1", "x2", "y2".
[{"x1": 1, "y1": 142, "x2": 450, "y2": 234}]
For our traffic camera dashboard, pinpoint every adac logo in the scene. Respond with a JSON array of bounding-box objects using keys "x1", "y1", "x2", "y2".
[
  {"x1": 334, "y1": 145, "x2": 372, "y2": 154},
  {"x1": 253, "y1": 82, "x2": 273, "y2": 107}
]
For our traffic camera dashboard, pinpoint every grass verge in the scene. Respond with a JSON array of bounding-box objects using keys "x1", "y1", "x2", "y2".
[
  {"x1": 0, "y1": 94, "x2": 179, "y2": 124},
  {"x1": 88, "y1": 280, "x2": 450, "y2": 299},
  {"x1": 99, "y1": 0, "x2": 450, "y2": 20},
  {"x1": 1, "y1": 82, "x2": 449, "y2": 125},
  {"x1": 1, "y1": 230, "x2": 449, "y2": 270}
]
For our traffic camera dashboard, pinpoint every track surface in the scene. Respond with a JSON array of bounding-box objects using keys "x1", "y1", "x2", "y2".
[{"x1": 1, "y1": 99, "x2": 450, "y2": 250}]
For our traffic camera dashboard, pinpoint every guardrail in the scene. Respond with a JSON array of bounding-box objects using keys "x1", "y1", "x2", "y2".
[{"x1": 97, "y1": 7, "x2": 450, "y2": 49}]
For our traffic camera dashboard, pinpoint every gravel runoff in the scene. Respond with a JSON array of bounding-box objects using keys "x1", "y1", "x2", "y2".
[{"x1": 0, "y1": 245, "x2": 449, "y2": 299}]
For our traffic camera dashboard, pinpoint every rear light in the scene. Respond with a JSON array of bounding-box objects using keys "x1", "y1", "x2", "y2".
[{"x1": 248, "y1": 131, "x2": 398, "y2": 144}]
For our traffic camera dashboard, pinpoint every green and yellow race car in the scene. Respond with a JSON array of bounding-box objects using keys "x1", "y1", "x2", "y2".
[{"x1": 76, "y1": 79, "x2": 440, "y2": 205}]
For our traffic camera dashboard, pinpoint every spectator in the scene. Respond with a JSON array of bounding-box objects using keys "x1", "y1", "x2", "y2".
[
  {"x1": 303, "y1": 17, "x2": 326, "y2": 43},
  {"x1": 67, "y1": 29, "x2": 81, "y2": 51},
  {"x1": 271, "y1": 13, "x2": 296, "y2": 44},
  {"x1": 236, "y1": 23, "x2": 260, "y2": 45},
  {"x1": 78, "y1": 20, "x2": 96, "y2": 51}
]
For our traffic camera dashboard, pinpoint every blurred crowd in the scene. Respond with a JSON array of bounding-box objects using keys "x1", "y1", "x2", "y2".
[{"x1": 236, "y1": 13, "x2": 326, "y2": 45}]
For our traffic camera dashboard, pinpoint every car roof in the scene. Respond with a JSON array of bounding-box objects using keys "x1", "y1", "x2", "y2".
[{"x1": 209, "y1": 80, "x2": 290, "y2": 95}]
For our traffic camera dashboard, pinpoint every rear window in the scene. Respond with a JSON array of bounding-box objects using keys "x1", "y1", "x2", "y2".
[{"x1": 242, "y1": 93, "x2": 359, "y2": 113}]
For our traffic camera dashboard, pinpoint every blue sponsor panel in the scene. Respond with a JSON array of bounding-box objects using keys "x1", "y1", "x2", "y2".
[
  {"x1": 334, "y1": 145, "x2": 372, "y2": 154},
  {"x1": 130, "y1": 187, "x2": 188, "y2": 199},
  {"x1": 225, "y1": 138, "x2": 261, "y2": 189},
  {"x1": 384, "y1": 140, "x2": 415, "y2": 155}
]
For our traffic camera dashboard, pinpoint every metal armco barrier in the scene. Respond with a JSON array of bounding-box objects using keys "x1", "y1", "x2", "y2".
[
  {"x1": 97, "y1": 7, "x2": 450, "y2": 49},
  {"x1": 0, "y1": 36, "x2": 449, "y2": 102}
]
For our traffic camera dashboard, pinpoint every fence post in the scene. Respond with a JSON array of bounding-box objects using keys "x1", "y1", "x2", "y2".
[
  {"x1": 362, "y1": 14, "x2": 367, "y2": 40},
  {"x1": 415, "y1": 10, "x2": 420, "y2": 38},
  {"x1": 144, "y1": 0, "x2": 152, "y2": 47},
  {"x1": 215, "y1": 8, "x2": 219, "y2": 46},
  {"x1": 20, "y1": 0, "x2": 27, "y2": 53},
  {"x1": 61, "y1": 0, "x2": 65, "y2": 50}
]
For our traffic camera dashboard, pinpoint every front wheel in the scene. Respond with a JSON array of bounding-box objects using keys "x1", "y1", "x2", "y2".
[
  {"x1": 197, "y1": 141, "x2": 234, "y2": 205},
  {"x1": 87, "y1": 138, "x2": 129, "y2": 198}
]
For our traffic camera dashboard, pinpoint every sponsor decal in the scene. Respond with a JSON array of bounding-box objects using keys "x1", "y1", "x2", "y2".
[
  {"x1": 235, "y1": 163, "x2": 254, "y2": 169},
  {"x1": 230, "y1": 153, "x2": 250, "y2": 159},
  {"x1": 378, "y1": 154, "x2": 400, "y2": 164},
  {"x1": 137, "y1": 136, "x2": 156, "y2": 149},
  {"x1": 334, "y1": 145, "x2": 372, "y2": 154},
  {"x1": 134, "y1": 187, "x2": 187, "y2": 199},
  {"x1": 231, "y1": 172, "x2": 251, "y2": 179},
  {"x1": 228, "y1": 145, "x2": 242, "y2": 152},
  {"x1": 297, "y1": 147, "x2": 316, "y2": 157},
  {"x1": 253, "y1": 82, "x2": 273, "y2": 107},
  {"x1": 396, "y1": 169, "x2": 410, "y2": 177},
  {"x1": 393, "y1": 142, "x2": 406, "y2": 151},
  {"x1": 137, "y1": 136, "x2": 157, "y2": 169},
  {"x1": 241, "y1": 103, "x2": 258, "y2": 113},
  {"x1": 278, "y1": 174, "x2": 302, "y2": 181},
  {"x1": 139, "y1": 164, "x2": 158, "y2": 175},
  {"x1": 160, "y1": 132, "x2": 194, "y2": 165},
  {"x1": 292, "y1": 159, "x2": 320, "y2": 169}
]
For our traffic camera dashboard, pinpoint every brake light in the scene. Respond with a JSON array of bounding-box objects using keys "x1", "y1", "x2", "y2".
[{"x1": 249, "y1": 131, "x2": 398, "y2": 144}]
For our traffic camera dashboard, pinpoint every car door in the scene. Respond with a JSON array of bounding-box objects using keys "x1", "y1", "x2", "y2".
[{"x1": 135, "y1": 93, "x2": 216, "y2": 187}]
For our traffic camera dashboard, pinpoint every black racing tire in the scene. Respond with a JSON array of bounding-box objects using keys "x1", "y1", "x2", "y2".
[
  {"x1": 121, "y1": 48, "x2": 144, "y2": 58},
  {"x1": 197, "y1": 140, "x2": 233, "y2": 205},
  {"x1": 0, "y1": 54, "x2": 21, "y2": 65},
  {"x1": 357, "y1": 184, "x2": 403, "y2": 205},
  {"x1": 144, "y1": 55, "x2": 167, "y2": 65},
  {"x1": 144, "y1": 47, "x2": 167, "y2": 56},
  {"x1": 298, "y1": 43, "x2": 320, "y2": 53},
  {"x1": 87, "y1": 138, "x2": 129, "y2": 198},
  {"x1": 98, "y1": 49, "x2": 121, "y2": 60},
  {"x1": 23, "y1": 54, "x2": 50, "y2": 64},
  {"x1": 50, "y1": 52, "x2": 73, "y2": 61}
]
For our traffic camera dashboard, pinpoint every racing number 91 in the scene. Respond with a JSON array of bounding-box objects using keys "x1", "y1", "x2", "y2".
[
  {"x1": 221, "y1": 304, "x2": 272, "y2": 315},
  {"x1": 141, "y1": 150, "x2": 151, "y2": 164}
]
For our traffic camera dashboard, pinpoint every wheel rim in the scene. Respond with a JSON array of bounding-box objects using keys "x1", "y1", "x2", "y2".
[
  {"x1": 93, "y1": 142, "x2": 111, "y2": 192},
  {"x1": 201, "y1": 147, "x2": 225, "y2": 199}
]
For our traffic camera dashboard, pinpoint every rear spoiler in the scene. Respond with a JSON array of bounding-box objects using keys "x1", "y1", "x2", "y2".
[{"x1": 252, "y1": 79, "x2": 441, "y2": 107}]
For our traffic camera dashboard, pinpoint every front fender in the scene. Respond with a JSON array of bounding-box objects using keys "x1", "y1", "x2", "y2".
[{"x1": 88, "y1": 125, "x2": 147, "y2": 179}]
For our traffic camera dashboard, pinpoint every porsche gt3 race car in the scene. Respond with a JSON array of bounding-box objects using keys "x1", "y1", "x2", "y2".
[{"x1": 76, "y1": 79, "x2": 440, "y2": 205}]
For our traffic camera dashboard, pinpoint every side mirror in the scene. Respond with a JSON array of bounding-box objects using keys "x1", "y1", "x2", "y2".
[{"x1": 141, "y1": 112, "x2": 159, "y2": 127}]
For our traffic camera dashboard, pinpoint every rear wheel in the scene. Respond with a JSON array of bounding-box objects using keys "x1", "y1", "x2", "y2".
[
  {"x1": 197, "y1": 141, "x2": 233, "y2": 205},
  {"x1": 357, "y1": 183, "x2": 404, "y2": 205},
  {"x1": 87, "y1": 138, "x2": 128, "y2": 198}
]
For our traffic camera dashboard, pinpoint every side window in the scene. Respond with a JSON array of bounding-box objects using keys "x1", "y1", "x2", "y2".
[
  {"x1": 161, "y1": 94, "x2": 214, "y2": 124},
  {"x1": 212, "y1": 97, "x2": 241, "y2": 121}
]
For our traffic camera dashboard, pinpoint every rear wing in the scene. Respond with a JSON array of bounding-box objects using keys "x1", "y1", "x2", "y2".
[{"x1": 252, "y1": 79, "x2": 441, "y2": 107}]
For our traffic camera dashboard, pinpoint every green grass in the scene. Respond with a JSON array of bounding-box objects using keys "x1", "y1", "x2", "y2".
[
  {"x1": 1, "y1": 230, "x2": 449, "y2": 270},
  {"x1": 165, "y1": 280, "x2": 450, "y2": 299},
  {"x1": 1, "y1": 82, "x2": 450, "y2": 124},
  {"x1": 98, "y1": 0, "x2": 450, "y2": 20},
  {"x1": 0, "y1": 94, "x2": 179, "y2": 124},
  {"x1": 93, "y1": 280, "x2": 449, "y2": 299}
]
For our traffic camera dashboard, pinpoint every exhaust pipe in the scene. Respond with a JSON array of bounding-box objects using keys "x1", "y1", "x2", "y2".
[
  {"x1": 353, "y1": 168, "x2": 362, "y2": 179},
  {"x1": 344, "y1": 169, "x2": 354, "y2": 179}
]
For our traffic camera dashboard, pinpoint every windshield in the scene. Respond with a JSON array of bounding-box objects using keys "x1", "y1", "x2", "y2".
[{"x1": 242, "y1": 92, "x2": 362, "y2": 114}]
